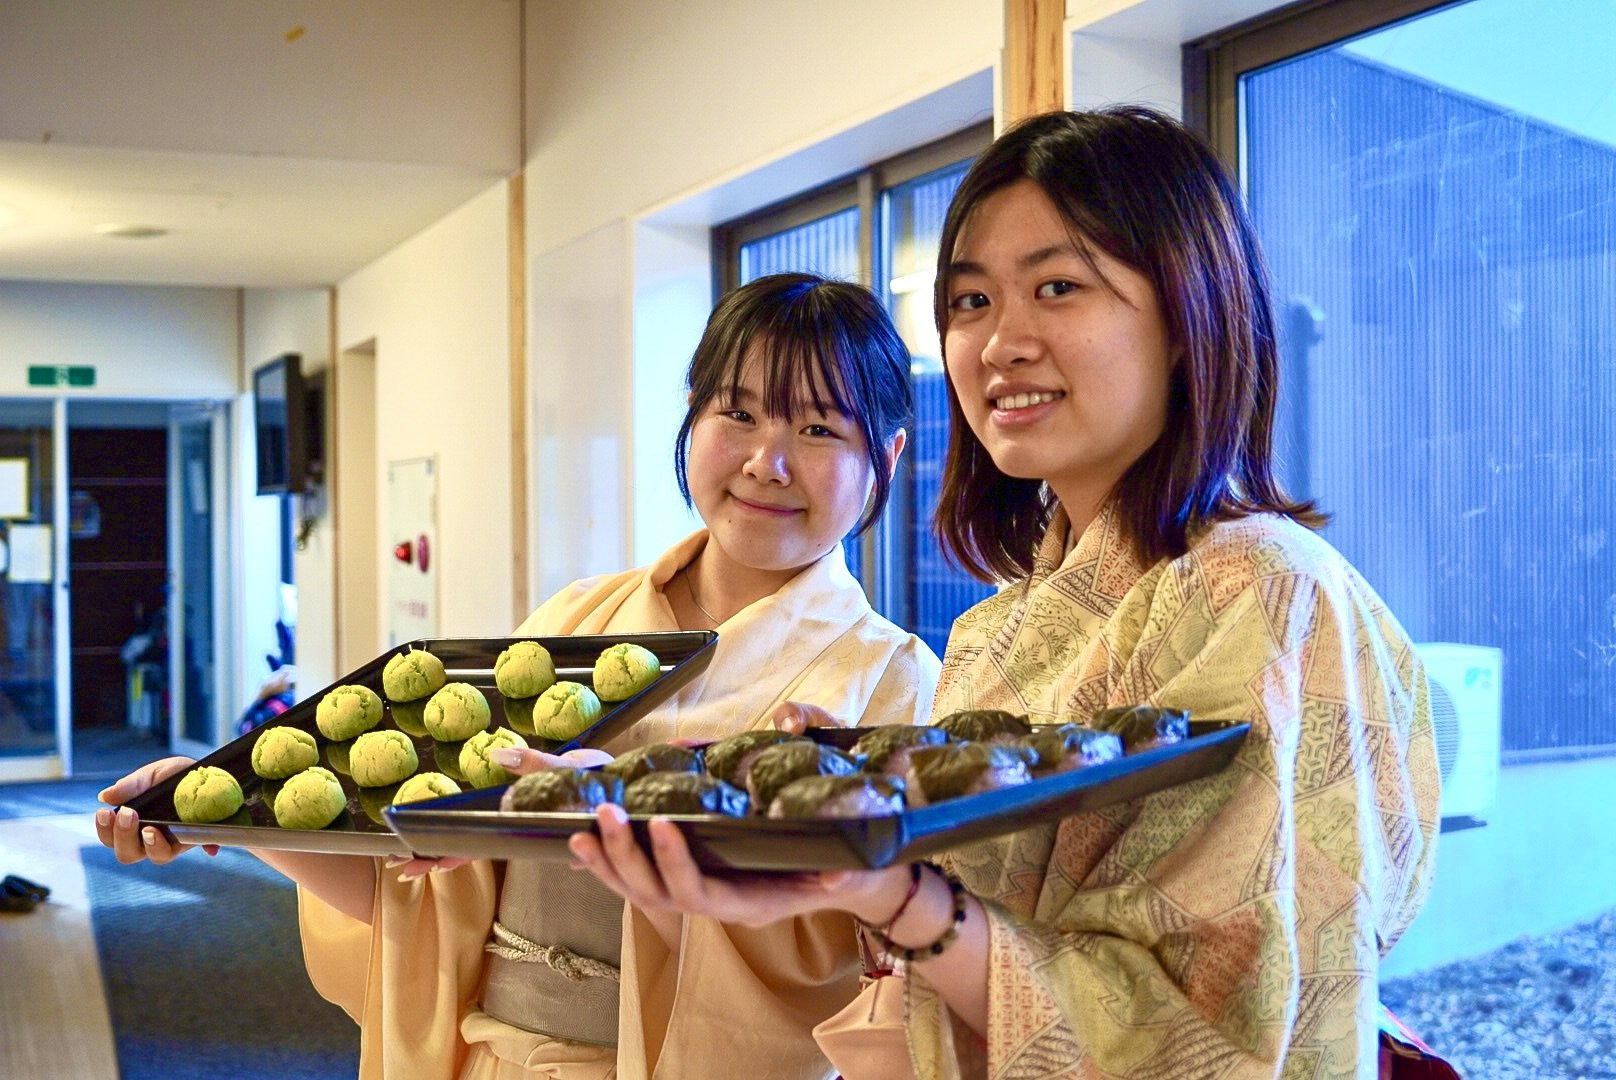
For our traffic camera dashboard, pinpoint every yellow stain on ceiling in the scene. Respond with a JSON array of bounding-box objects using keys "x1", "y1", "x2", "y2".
[{"x1": 285, "y1": 26, "x2": 306, "y2": 44}]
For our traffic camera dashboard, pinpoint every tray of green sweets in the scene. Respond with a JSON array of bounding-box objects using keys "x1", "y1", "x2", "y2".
[{"x1": 124, "y1": 632, "x2": 717, "y2": 856}]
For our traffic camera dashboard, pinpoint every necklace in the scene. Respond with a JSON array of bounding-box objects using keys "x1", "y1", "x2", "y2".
[{"x1": 682, "y1": 568, "x2": 721, "y2": 627}]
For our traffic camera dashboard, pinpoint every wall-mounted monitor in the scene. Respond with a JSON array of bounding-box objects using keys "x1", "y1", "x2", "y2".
[{"x1": 253, "y1": 353, "x2": 323, "y2": 495}]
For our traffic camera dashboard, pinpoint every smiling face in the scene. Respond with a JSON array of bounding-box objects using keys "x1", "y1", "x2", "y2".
[
  {"x1": 685, "y1": 352, "x2": 893, "y2": 580},
  {"x1": 943, "y1": 180, "x2": 1177, "y2": 521}
]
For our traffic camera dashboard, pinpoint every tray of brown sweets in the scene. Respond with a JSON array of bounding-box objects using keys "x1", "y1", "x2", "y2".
[
  {"x1": 383, "y1": 707, "x2": 1251, "y2": 871},
  {"x1": 123, "y1": 632, "x2": 718, "y2": 857}
]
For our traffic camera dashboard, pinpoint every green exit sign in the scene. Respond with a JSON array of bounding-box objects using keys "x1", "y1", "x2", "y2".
[{"x1": 27, "y1": 365, "x2": 96, "y2": 387}]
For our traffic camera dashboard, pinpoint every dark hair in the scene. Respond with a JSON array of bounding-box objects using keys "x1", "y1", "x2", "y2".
[
  {"x1": 933, "y1": 105, "x2": 1322, "y2": 581},
  {"x1": 675, "y1": 272, "x2": 913, "y2": 536}
]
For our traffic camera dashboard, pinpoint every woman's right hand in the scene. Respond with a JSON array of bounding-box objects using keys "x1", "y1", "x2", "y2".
[{"x1": 95, "y1": 756, "x2": 217, "y2": 864}]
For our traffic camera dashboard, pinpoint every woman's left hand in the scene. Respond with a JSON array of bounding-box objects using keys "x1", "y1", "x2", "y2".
[
  {"x1": 568, "y1": 803, "x2": 910, "y2": 928},
  {"x1": 490, "y1": 746, "x2": 614, "y2": 774},
  {"x1": 388, "y1": 745, "x2": 615, "y2": 880}
]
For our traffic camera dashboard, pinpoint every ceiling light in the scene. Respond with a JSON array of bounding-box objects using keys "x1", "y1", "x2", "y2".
[{"x1": 95, "y1": 223, "x2": 168, "y2": 239}]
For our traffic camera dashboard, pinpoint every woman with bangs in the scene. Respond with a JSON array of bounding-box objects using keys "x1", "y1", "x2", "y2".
[
  {"x1": 97, "y1": 272, "x2": 940, "y2": 1079},
  {"x1": 566, "y1": 109, "x2": 1442, "y2": 1079}
]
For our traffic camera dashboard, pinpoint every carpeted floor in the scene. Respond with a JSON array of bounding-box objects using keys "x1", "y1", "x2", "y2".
[
  {"x1": 0, "y1": 778, "x2": 111, "y2": 819},
  {"x1": 81, "y1": 844, "x2": 359, "y2": 1079}
]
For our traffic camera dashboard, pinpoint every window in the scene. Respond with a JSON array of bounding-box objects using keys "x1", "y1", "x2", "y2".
[
  {"x1": 1191, "y1": 0, "x2": 1616, "y2": 1072},
  {"x1": 715, "y1": 125, "x2": 994, "y2": 654}
]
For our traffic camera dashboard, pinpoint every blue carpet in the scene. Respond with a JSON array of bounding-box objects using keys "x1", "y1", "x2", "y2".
[
  {"x1": 0, "y1": 778, "x2": 109, "y2": 819},
  {"x1": 81, "y1": 845, "x2": 360, "y2": 1079}
]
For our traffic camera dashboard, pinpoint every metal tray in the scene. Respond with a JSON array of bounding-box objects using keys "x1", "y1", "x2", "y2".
[
  {"x1": 124, "y1": 631, "x2": 718, "y2": 856},
  {"x1": 383, "y1": 721, "x2": 1251, "y2": 870}
]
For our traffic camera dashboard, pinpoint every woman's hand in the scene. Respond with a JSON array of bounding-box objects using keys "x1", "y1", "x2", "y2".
[
  {"x1": 770, "y1": 701, "x2": 843, "y2": 735},
  {"x1": 384, "y1": 745, "x2": 615, "y2": 880},
  {"x1": 490, "y1": 746, "x2": 613, "y2": 774},
  {"x1": 568, "y1": 803, "x2": 912, "y2": 928},
  {"x1": 95, "y1": 756, "x2": 218, "y2": 864}
]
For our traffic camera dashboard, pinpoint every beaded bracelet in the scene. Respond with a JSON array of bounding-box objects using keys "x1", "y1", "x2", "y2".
[
  {"x1": 866, "y1": 861, "x2": 924, "y2": 930},
  {"x1": 870, "y1": 867, "x2": 969, "y2": 964}
]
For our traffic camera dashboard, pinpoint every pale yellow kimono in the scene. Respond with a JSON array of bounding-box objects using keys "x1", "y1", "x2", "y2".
[
  {"x1": 299, "y1": 531, "x2": 940, "y2": 1080},
  {"x1": 904, "y1": 504, "x2": 1440, "y2": 1080}
]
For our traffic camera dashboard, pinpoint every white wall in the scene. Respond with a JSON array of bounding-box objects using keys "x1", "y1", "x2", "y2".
[
  {"x1": 336, "y1": 179, "x2": 514, "y2": 641},
  {"x1": 0, "y1": 281, "x2": 237, "y2": 395},
  {"x1": 523, "y1": 0, "x2": 1001, "y2": 256},
  {"x1": 241, "y1": 287, "x2": 331, "y2": 702}
]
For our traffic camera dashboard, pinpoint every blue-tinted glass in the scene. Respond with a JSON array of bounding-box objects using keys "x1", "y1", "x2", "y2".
[
  {"x1": 1244, "y1": 0, "x2": 1616, "y2": 758},
  {"x1": 739, "y1": 207, "x2": 861, "y2": 284}
]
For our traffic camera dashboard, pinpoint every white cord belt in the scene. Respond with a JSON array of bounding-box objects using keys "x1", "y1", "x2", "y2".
[{"x1": 484, "y1": 920, "x2": 621, "y2": 983}]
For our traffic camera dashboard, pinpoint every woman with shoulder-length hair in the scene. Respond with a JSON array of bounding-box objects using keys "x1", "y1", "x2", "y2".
[{"x1": 568, "y1": 107, "x2": 1442, "y2": 1080}]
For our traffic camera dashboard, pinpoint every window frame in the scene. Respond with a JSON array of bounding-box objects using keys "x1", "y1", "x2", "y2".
[
  {"x1": 1183, "y1": 0, "x2": 1467, "y2": 161},
  {"x1": 710, "y1": 122, "x2": 993, "y2": 623}
]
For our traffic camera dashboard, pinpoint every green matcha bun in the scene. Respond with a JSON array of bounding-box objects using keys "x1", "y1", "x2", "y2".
[
  {"x1": 460, "y1": 727, "x2": 529, "y2": 788},
  {"x1": 393, "y1": 772, "x2": 462, "y2": 806},
  {"x1": 272, "y1": 767, "x2": 348, "y2": 829},
  {"x1": 501, "y1": 694, "x2": 537, "y2": 736},
  {"x1": 382, "y1": 650, "x2": 447, "y2": 703},
  {"x1": 424, "y1": 682, "x2": 492, "y2": 741},
  {"x1": 494, "y1": 641, "x2": 557, "y2": 699},
  {"x1": 250, "y1": 726, "x2": 320, "y2": 779},
  {"x1": 173, "y1": 765, "x2": 245, "y2": 823},
  {"x1": 532, "y1": 681, "x2": 604, "y2": 741},
  {"x1": 593, "y1": 642, "x2": 662, "y2": 702},
  {"x1": 349, "y1": 729, "x2": 420, "y2": 787},
  {"x1": 315, "y1": 684, "x2": 384, "y2": 740}
]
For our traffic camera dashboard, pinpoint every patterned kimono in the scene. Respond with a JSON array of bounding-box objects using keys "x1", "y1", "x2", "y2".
[
  {"x1": 299, "y1": 531, "x2": 939, "y2": 1080},
  {"x1": 906, "y1": 504, "x2": 1440, "y2": 1079}
]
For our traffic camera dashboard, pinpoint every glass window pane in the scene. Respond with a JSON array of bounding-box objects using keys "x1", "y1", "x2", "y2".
[
  {"x1": 1240, "y1": 0, "x2": 1615, "y2": 1070},
  {"x1": 0, "y1": 402, "x2": 57, "y2": 759},
  {"x1": 738, "y1": 207, "x2": 861, "y2": 285}
]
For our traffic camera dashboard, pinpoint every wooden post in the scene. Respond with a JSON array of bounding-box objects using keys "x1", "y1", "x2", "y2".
[
  {"x1": 1004, "y1": 0, "x2": 1066, "y2": 125},
  {"x1": 508, "y1": 0, "x2": 530, "y2": 624},
  {"x1": 508, "y1": 169, "x2": 529, "y2": 624}
]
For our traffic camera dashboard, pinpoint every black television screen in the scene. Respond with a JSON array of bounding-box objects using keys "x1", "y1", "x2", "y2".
[{"x1": 253, "y1": 353, "x2": 307, "y2": 495}]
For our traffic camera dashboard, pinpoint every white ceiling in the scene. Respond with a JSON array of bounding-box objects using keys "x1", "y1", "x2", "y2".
[{"x1": 0, "y1": 1, "x2": 523, "y2": 289}]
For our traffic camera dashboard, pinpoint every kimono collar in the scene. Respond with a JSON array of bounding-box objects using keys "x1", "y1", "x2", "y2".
[
  {"x1": 1033, "y1": 500, "x2": 1140, "y2": 582},
  {"x1": 646, "y1": 531, "x2": 871, "y2": 631}
]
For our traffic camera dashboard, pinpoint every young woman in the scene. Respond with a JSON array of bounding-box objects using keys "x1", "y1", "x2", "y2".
[
  {"x1": 96, "y1": 272, "x2": 940, "y2": 1079},
  {"x1": 565, "y1": 108, "x2": 1442, "y2": 1079}
]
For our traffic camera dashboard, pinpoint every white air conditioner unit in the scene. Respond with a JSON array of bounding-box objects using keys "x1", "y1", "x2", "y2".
[{"x1": 1415, "y1": 642, "x2": 1502, "y2": 825}]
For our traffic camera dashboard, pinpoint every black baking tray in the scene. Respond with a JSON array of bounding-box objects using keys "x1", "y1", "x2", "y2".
[
  {"x1": 124, "y1": 631, "x2": 718, "y2": 856},
  {"x1": 383, "y1": 721, "x2": 1250, "y2": 870}
]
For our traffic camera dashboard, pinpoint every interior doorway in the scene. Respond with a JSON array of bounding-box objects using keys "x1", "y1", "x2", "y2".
[
  {"x1": 0, "y1": 398, "x2": 231, "y2": 780},
  {"x1": 67, "y1": 417, "x2": 169, "y2": 776}
]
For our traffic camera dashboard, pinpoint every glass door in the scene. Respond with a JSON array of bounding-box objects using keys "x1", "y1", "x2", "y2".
[
  {"x1": 0, "y1": 399, "x2": 70, "y2": 780},
  {"x1": 168, "y1": 403, "x2": 230, "y2": 757}
]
